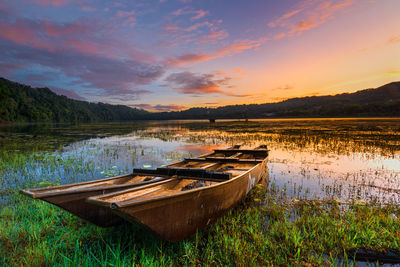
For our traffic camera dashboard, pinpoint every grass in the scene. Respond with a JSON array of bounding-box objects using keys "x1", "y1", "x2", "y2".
[{"x1": 1, "y1": 185, "x2": 399, "y2": 266}]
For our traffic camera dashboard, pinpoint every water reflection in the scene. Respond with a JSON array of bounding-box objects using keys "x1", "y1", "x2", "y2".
[{"x1": 1, "y1": 118, "x2": 399, "y2": 204}]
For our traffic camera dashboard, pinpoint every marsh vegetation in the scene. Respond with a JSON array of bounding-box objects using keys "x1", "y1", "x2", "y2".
[{"x1": 0, "y1": 118, "x2": 399, "y2": 265}]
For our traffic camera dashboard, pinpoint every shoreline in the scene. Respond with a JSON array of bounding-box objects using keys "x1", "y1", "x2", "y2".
[{"x1": 1, "y1": 116, "x2": 400, "y2": 126}]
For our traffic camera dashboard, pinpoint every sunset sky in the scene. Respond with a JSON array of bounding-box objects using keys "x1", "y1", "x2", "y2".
[{"x1": 0, "y1": 0, "x2": 399, "y2": 111}]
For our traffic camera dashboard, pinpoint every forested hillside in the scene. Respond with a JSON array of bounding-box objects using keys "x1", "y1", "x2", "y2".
[
  {"x1": 1, "y1": 77, "x2": 399, "y2": 123},
  {"x1": 148, "y1": 82, "x2": 400, "y2": 119},
  {"x1": 0, "y1": 78, "x2": 149, "y2": 122}
]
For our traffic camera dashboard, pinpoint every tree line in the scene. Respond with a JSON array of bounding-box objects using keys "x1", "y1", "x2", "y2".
[{"x1": 1, "y1": 77, "x2": 399, "y2": 123}]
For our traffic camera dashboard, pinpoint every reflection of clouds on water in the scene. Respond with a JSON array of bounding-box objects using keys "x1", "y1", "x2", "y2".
[
  {"x1": 2, "y1": 118, "x2": 399, "y2": 205},
  {"x1": 174, "y1": 144, "x2": 225, "y2": 155}
]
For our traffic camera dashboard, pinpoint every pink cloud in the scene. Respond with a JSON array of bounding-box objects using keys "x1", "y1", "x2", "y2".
[
  {"x1": 0, "y1": 21, "x2": 37, "y2": 46},
  {"x1": 163, "y1": 53, "x2": 215, "y2": 66},
  {"x1": 184, "y1": 22, "x2": 213, "y2": 32},
  {"x1": 164, "y1": 23, "x2": 180, "y2": 32},
  {"x1": 164, "y1": 38, "x2": 264, "y2": 67},
  {"x1": 216, "y1": 39, "x2": 262, "y2": 57},
  {"x1": 153, "y1": 104, "x2": 186, "y2": 111},
  {"x1": 115, "y1": 10, "x2": 135, "y2": 18},
  {"x1": 124, "y1": 16, "x2": 136, "y2": 27},
  {"x1": 171, "y1": 7, "x2": 210, "y2": 21},
  {"x1": 268, "y1": 9, "x2": 303, "y2": 28},
  {"x1": 81, "y1": 6, "x2": 96, "y2": 12},
  {"x1": 32, "y1": 0, "x2": 70, "y2": 6},
  {"x1": 0, "y1": 16, "x2": 164, "y2": 100},
  {"x1": 66, "y1": 39, "x2": 102, "y2": 55},
  {"x1": 268, "y1": 0, "x2": 354, "y2": 37},
  {"x1": 0, "y1": 16, "x2": 152, "y2": 62},
  {"x1": 43, "y1": 20, "x2": 91, "y2": 37},
  {"x1": 214, "y1": 70, "x2": 227, "y2": 75},
  {"x1": 114, "y1": 10, "x2": 136, "y2": 27},
  {"x1": 198, "y1": 29, "x2": 228, "y2": 43},
  {"x1": 50, "y1": 87, "x2": 86, "y2": 101},
  {"x1": 165, "y1": 71, "x2": 250, "y2": 97},
  {"x1": 273, "y1": 32, "x2": 286, "y2": 40},
  {"x1": 131, "y1": 103, "x2": 186, "y2": 111}
]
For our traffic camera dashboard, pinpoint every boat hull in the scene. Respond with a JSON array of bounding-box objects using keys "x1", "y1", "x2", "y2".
[
  {"x1": 39, "y1": 188, "x2": 127, "y2": 227},
  {"x1": 21, "y1": 175, "x2": 166, "y2": 227},
  {"x1": 109, "y1": 159, "x2": 268, "y2": 241}
]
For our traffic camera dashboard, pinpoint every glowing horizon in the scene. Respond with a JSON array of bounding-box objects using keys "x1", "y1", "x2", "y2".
[{"x1": 0, "y1": 0, "x2": 399, "y2": 111}]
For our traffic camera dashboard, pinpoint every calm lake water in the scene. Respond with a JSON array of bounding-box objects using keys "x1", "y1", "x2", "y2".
[{"x1": 1, "y1": 118, "x2": 399, "y2": 205}]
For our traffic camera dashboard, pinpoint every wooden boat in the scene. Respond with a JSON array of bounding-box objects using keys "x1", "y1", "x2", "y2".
[
  {"x1": 87, "y1": 145, "x2": 269, "y2": 241},
  {"x1": 20, "y1": 173, "x2": 167, "y2": 227},
  {"x1": 19, "y1": 144, "x2": 243, "y2": 227}
]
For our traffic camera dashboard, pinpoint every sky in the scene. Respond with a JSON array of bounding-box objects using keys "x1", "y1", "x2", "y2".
[{"x1": 0, "y1": 0, "x2": 399, "y2": 111}]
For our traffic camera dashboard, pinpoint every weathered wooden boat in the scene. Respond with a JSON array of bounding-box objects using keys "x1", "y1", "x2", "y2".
[
  {"x1": 19, "y1": 144, "x2": 242, "y2": 227},
  {"x1": 20, "y1": 173, "x2": 167, "y2": 227},
  {"x1": 87, "y1": 145, "x2": 269, "y2": 241}
]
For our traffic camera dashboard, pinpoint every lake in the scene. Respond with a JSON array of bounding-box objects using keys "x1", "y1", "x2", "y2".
[{"x1": 1, "y1": 118, "x2": 399, "y2": 205}]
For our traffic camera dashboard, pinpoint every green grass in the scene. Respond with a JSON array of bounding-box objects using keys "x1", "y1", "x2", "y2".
[{"x1": 1, "y1": 185, "x2": 399, "y2": 266}]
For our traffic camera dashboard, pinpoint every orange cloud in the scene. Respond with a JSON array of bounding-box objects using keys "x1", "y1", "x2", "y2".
[
  {"x1": 216, "y1": 39, "x2": 262, "y2": 56},
  {"x1": 383, "y1": 71, "x2": 400, "y2": 77},
  {"x1": 273, "y1": 32, "x2": 286, "y2": 40},
  {"x1": 268, "y1": 9, "x2": 303, "y2": 28},
  {"x1": 269, "y1": 0, "x2": 354, "y2": 37},
  {"x1": 388, "y1": 35, "x2": 400, "y2": 44},
  {"x1": 164, "y1": 38, "x2": 264, "y2": 66},
  {"x1": 163, "y1": 53, "x2": 215, "y2": 66},
  {"x1": 214, "y1": 70, "x2": 228, "y2": 75},
  {"x1": 165, "y1": 71, "x2": 251, "y2": 97},
  {"x1": 198, "y1": 29, "x2": 228, "y2": 43},
  {"x1": 131, "y1": 104, "x2": 186, "y2": 111},
  {"x1": 273, "y1": 84, "x2": 294, "y2": 91}
]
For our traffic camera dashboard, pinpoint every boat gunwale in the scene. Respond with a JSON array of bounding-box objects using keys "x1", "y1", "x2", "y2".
[
  {"x1": 86, "y1": 178, "x2": 176, "y2": 207},
  {"x1": 87, "y1": 154, "x2": 267, "y2": 209},
  {"x1": 20, "y1": 174, "x2": 168, "y2": 199},
  {"x1": 19, "y1": 146, "x2": 229, "y2": 199}
]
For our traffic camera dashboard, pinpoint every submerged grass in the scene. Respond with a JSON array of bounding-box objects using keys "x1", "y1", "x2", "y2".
[{"x1": 1, "y1": 185, "x2": 399, "y2": 266}]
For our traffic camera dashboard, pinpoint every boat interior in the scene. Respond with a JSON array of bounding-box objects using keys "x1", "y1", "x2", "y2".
[
  {"x1": 92, "y1": 178, "x2": 220, "y2": 205},
  {"x1": 198, "y1": 148, "x2": 268, "y2": 160},
  {"x1": 90, "y1": 159, "x2": 263, "y2": 206}
]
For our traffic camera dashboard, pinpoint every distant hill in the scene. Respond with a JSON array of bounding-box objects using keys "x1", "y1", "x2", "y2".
[
  {"x1": 0, "y1": 77, "x2": 399, "y2": 123},
  {"x1": 148, "y1": 82, "x2": 400, "y2": 120},
  {"x1": 0, "y1": 78, "x2": 149, "y2": 123}
]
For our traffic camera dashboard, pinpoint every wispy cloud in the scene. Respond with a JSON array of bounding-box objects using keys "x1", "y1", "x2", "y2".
[
  {"x1": 0, "y1": 10, "x2": 162, "y2": 99},
  {"x1": 31, "y1": 0, "x2": 70, "y2": 6},
  {"x1": 172, "y1": 7, "x2": 209, "y2": 20},
  {"x1": 165, "y1": 71, "x2": 250, "y2": 97},
  {"x1": 131, "y1": 103, "x2": 186, "y2": 111},
  {"x1": 114, "y1": 10, "x2": 136, "y2": 27},
  {"x1": 268, "y1": 0, "x2": 354, "y2": 37},
  {"x1": 273, "y1": 84, "x2": 294, "y2": 91},
  {"x1": 81, "y1": 6, "x2": 96, "y2": 12},
  {"x1": 383, "y1": 71, "x2": 400, "y2": 77},
  {"x1": 50, "y1": 87, "x2": 86, "y2": 101},
  {"x1": 164, "y1": 38, "x2": 263, "y2": 66},
  {"x1": 388, "y1": 35, "x2": 400, "y2": 44}
]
